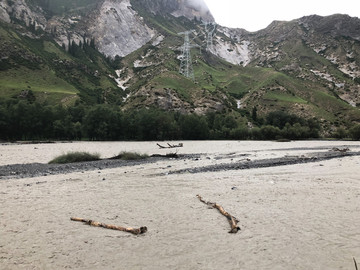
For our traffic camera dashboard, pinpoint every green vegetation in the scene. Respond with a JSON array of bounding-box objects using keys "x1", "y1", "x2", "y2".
[
  {"x1": 110, "y1": 152, "x2": 149, "y2": 160},
  {"x1": 0, "y1": 4, "x2": 359, "y2": 141},
  {"x1": 0, "y1": 98, "x2": 327, "y2": 141},
  {"x1": 0, "y1": 22, "x2": 122, "y2": 105},
  {"x1": 263, "y1": 91, "x2": 307, "y2": 104},
  {"x1": 349, "y1": 125, "x2": 360, "y2": 140},
  {"x1": 49, "y1": 151, "x2": 100, "y2": 164},
  {"x1": 0, "y1": 66, "x2": 79, "y2": 104},
  {"x1": 153, "y1": 72, "x2": 195, "y2": 102},
  {"x1": 48, "y1": 150, "x2": 150, "y2": 164},
  {"x1": 332, "y1": 124, "x2": 360, "y2": 140}
]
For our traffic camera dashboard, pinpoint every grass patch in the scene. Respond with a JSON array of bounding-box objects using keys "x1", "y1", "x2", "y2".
[
  {"x1": 49, "y1": 151, "x2": 100, "y2": 164},
  {"x1": 153, "y1": 72, "x2": 196, "y2": 102},
  {"x1": 0, "y1": 67, "x2": 78, "y2": 94},
  {"x1": 43, "y1": 41, "x2": 72, "y2": 61},
  {"x1": 264, "y1": 91, "x2": 307, "y2": 103},
  {"x1": 110, "y1": 152, "x2": 149, "y2": 161}
]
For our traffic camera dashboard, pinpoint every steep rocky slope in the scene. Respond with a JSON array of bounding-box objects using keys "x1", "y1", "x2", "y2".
[{"x1": 0, "y1": 0, "x2": 359, "y2": 133}]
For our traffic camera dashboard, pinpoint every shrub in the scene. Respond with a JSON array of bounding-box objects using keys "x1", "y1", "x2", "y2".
[
  {"x1": 266, "y1": 111, "x2": 304, "y2": 129},
  {"x1": 230, "y1": 127, "x2": 250, "y2": 140},
  {"x1": 110, "y1": 152, "x2": 149, "y2": 160},
  {"x1": 260, "y1": 125, "x2": 282, "y2": 140},
  {"x1": 349, "y1": 124, "x2": 360, "y2": 140},
  {"x1": 250, "y1": 127, "x2": 262, "y2": 140},
  {"x1": 49, "y1": 152, "x2": 100, "y2": 164},
  {"x1": 333, "y1": 127, "x2": 348, "y2": 139},
  {"x1": 179, "y1": 114, "x2": 210, "y2": 140}
]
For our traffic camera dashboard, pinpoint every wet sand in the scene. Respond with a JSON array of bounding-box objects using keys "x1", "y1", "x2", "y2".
[{"x1": 0, "y1": 141, "x2": 359, "y2": 269}]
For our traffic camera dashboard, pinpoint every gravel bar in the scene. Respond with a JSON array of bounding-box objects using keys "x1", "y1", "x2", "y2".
[{"x1": 167, "y1": 151, "x2": 360, "y2": 175}]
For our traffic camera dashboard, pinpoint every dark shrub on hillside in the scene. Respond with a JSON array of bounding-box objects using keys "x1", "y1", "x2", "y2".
[
  {"x1": 266, "y1": 111, "x2": 304, "y2": 129},
  {"x1": 333, "y1": 127, "x2": 348, "y2": 139},
  {"x1": 230, "y1": 127, "x2": 251, "y2": 140},
  {"x1": 179, "y1": 114, "x2": 210, "y2": 140},
  {"x1": 260, "y1": 125, "x2": 282, "y2": 140},
  {"x1": 349, "y1": 124, "x2": 360, "y2": 140}
]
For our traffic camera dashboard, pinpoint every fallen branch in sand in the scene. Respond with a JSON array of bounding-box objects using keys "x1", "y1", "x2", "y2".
[
  {"x1": 196, "y1": 195, "x2": 240, "y2": 233},
  {"x1": 157, "y1": 143, "x2": 183, "y2": 149},
  {"x1": 354, "y1": 257, "x2": 358, "y2": 270},
  {"x1": 70, "y1": 217, "x2": 147, "y2": 235}
]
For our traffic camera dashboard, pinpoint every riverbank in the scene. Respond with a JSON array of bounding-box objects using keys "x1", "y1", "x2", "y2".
[
  {"x1": 1, "y1": 149, "x2": 359, "y2": 180},
  {"x1": 0, "y1": 141, "x2": 359, "y2": 269}
]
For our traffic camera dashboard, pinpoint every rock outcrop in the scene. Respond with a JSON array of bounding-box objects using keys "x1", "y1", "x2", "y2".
[
  {"x1": 0, "y1": 0, "x2": 47, "y2": 28},
  {"x1": 86, "y1": 0, "x2": 156, "y2": 57}
]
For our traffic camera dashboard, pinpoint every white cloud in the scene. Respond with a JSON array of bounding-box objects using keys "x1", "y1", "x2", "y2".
[{"x1": 203, "y1": 0, "x2": 360, "y2": 31}]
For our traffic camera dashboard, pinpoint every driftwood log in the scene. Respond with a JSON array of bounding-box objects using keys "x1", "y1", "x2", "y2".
[
  {"x1": 354, "y1": 257, "x2": 358, "y2": 270},
  {"x1": 70, "y1": 217, "x2": 147, "y2": 235},
  {"x1": 196, "y1": 195, "x2": 240, "y2": 233},
  {"x1": 157, "y1": 143, "x2": 183, "y2": 149}
]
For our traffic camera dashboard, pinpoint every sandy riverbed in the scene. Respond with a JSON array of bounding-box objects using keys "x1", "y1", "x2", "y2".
[{"x1": 0, "y1": 141, "x2": 359, "y2": 269}]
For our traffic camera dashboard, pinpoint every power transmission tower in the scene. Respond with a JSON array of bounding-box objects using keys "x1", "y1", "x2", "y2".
[
  {"x1": 178, "y1": 30, "x2": 199, "y2": 80},
  {"x1": 201, "y1": 21, "x2": 217, "y2": 52}
]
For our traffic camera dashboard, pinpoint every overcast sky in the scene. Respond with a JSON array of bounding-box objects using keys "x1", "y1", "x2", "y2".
[{"x1": 203, "y1": 0, "x2": 360, "y2": 32}]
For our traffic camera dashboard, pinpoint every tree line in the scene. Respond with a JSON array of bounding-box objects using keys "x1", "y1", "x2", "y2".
[{"x1": 1, "y1": 98, "x2": 359, "y2": 141}]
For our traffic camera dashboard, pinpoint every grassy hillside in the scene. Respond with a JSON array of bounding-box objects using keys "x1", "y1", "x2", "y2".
[
  {"x1": 0, "y1": 22, "x2": 123, "y2": 105},
  {"x1": 0, "y1": 3, "x2": 359, "y2": 137},
  {"x1": 118, "y1": 23, "x2": 360, "y2": 132}
]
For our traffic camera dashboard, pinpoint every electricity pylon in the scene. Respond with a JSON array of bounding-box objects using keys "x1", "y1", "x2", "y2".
[
  {"x1": 178, "y1": 30, "x2": 199, "y2": 80},
  {"x1": 201, "y1": 21, "x2": 217, "y2": 52}
]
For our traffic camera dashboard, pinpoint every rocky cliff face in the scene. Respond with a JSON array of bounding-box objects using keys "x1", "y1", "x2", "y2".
[
  {"x1": 208, "y1": 14, "x2": 360, "y2": 107},
  {"x1": 212, "y1": 14, "x2": 360, "y2": 67},
  {"x1": 86, "y1": 0, "x2": 156, "y2": 57},
  {"x1": 212, "y1": 26, "x2": 252, "y2": 66},
  {"x1": 0, "y1": 0, "x2": 213, "y2": 58},
  {"x1": 43, "y1": 0, "x2": 157, "y2": 57},
  {"x1": 298, "y1": 14, "x2": 360, "y2": 41},
  {"x1": 0, "y1": 0, "x2": 47, "y2": 28},
  {"x1": 0, "y1": 0, "x2": 359, "y2": 125},
  {"x1": 0, "y1": 1, "x2": 11, "y2": 23},
  {"x1": 2, "y1": 0, "x2": 359, "y2": 67}
]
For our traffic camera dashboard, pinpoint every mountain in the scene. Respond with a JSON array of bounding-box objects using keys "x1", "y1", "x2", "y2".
[{"x1": 0, "y1": 0, "x2": 359, "y2": 136}]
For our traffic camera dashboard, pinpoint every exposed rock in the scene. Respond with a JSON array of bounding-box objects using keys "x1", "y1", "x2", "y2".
[
  {"x1": 0, "y1": 1, "x2": 11, "y2": 23},
  {"x1": 0, "y1": 0, "x2": 359, "y2": 117},
  {"x1": 46, "y1": 15, "x2": 85, "y2": 49},
  {"x1": 86, "y1": 0, "x2": 156, "y2": 58},
  {"x1": 0, "y1": 0, "x2": 47, "y2": 29},
  {"x1": 212, "y1": 28, "x2": 251, "y2": 66},
  {"x1": 298, "y1": 14, "x2": 360, "y2": 41}
]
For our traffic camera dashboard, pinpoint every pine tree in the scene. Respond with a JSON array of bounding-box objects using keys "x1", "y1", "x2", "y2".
[{"x1": 90, "y1": 38, "x2": 95, "y2": 49}]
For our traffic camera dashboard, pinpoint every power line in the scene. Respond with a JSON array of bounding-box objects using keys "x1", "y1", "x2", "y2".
[
  {"x1": 178, "y1": 30, "x2": 199, "y2": 80},
  {"x1": 177, "y1": 22, "x2": 217, "y2": 80},
  {"x1": 201, "y1": 21, "x2": 217, "y2": 52}
]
